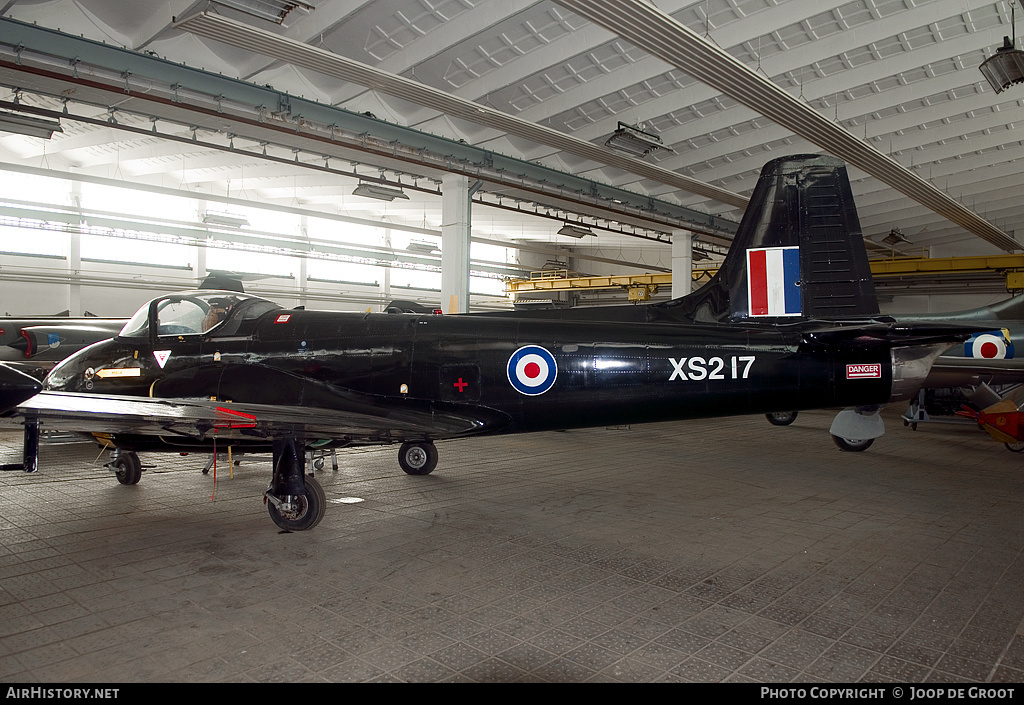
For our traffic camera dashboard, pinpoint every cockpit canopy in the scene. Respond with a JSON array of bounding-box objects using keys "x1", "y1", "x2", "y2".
[{"x1": 119, "y1": 291, "x2": 283, "y2": 340}]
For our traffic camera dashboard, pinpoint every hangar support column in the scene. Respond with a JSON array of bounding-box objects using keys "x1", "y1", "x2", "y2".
[
  {"x1": 196, "y1": 241, "x2": 208, "y2": 284},
  {"x1": 441, "y1": 174, "x2": 479, "y2": 314},
  {"x1": 196, "y1": 200, "x2": 208, "y2": 286},
  {"x1": 69, "y1": 180, "x2": 82, "y2": 316},
  {"x1": 297, "y1": 216, "x2": 308, "y2": 309},
  {"x1": 381, "y1": 229, "x2": 392, "y2": 310},
  {"x1": 671, "y1": 230, "x2": 693, "y2": 300}
]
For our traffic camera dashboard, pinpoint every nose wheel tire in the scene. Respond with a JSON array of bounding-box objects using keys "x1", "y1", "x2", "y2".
[
  {"x1": 399, "y1": 442, "x2": 438, "y2": 475},
  {"x1": 112, "y1": 452, "x2": 142, "y2": 485},
  {"x1": 267, "y1": 474, "x2": 326, "y2": 532},
  {"x1": 831, "y1": 435, "x2": 874, "y2": 452}
]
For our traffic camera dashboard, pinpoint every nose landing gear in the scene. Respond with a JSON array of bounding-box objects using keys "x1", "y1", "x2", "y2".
[{"x1": 109, "y1": 450, "x2": 142, "y2": 485}]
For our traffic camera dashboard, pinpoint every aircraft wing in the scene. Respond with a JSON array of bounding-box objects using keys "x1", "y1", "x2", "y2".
[
  {"x1": 923, "y1": 357, "x2": 1024, "y2": 389},
  {"x1": 10, "y1": 390, "x2": 511, "y2": 444}
]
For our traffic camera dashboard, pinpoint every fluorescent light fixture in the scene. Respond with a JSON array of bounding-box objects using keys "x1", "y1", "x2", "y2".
[
  {"x1": 406, "y1": 241, "x2": 439, "y2": 254},
  {"x1": 557, "y1": 224, "x2": 595, "y2": 238},
  {"x1": 353, "y1": 183, "x2": 410, "y2": 202},
  {"x1": 211, "y1": 0, "x2": 314, "y2": 25},
  {"x1": 0, "y1": 111, "x2": 62, "y2": 139},
  {"x1": 604, "y1": 122, "x2": 668, "y2": 158},
  {"x1": 980, "y1": 36, "x2": 1024, "y2": 93},
  {"x1": 559, "y1": 0, "x2": 1017, "y2": 252},
  {"x1": 202, "y1": 211, "x2": 249, "y2": 227},
  {"x1": 172, "y1": 10, "x2": 746, "y2": 208},
  {"x1": 882, "y1": 228, "x2": 910, "y2": 247}
]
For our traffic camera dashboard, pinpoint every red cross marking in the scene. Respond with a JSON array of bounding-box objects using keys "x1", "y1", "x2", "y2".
[{"x1": 453, "y1": 377, "x2": 468, "y2": 392}]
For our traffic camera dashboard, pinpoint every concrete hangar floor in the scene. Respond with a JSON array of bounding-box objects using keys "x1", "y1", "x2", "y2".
[{"x1": 0, "y1": 408, "x2": 1022, "y2": 683}]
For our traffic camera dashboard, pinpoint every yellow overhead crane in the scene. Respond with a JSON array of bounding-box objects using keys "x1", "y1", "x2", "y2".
[
  {"x1": 868, "y1": 254, "x2": 1024, "y2": 288},
  {"x1": 507, "y1": 254, "x2": 1024, "y2": 300},
  {"x1": 506, "y1": 267, "x2": 717, "y2": 302}
]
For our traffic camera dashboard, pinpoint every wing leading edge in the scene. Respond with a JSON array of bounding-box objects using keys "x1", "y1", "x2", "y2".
[{"x1": 14, "y1": 389, "x2": 511, "y2": 445}]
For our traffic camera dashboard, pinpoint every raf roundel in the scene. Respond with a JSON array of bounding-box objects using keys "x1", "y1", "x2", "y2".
[
  {"x1": 507, "y1": 345, "x2": 557, "y2": 396},
  {"x1": 966, "y1": 332, "x2": 1013, "y2": 360}
]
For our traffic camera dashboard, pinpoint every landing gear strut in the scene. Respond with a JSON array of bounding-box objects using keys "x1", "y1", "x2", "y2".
[
  {"x1": 398, "y1": 441, "x2": 438, "y2": 475},
  {"x1": 264, "y1": 437, "x2": 326, "y2": 531}
]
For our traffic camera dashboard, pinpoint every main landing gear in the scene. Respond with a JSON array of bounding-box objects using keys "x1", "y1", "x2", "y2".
[
  {"x1": 98, "y1": 438, "x2": 436, "y2": 532},
  {"x1": 829, "y1": 406, "x2": 883, "y2": 452},
  {"x1": 263, "y1": 437, "x2": 326, "y2": 532},
  {"x1": 830, "y1": 435, "x2": 874, "y2": 452},
  {"x1": 398, "y1": 441, "x2": 438, "y2": 475},
  {"x1": 765, "y1": 411, "x2": 798, "y2": 426}
]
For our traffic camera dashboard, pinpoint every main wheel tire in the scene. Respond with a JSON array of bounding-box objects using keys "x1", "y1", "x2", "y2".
[
  {"x1": 831, "y1": 435, "x2": 874, "y2": 452},
  {"x1": 1005, "y1": 441, "x2": 1024, "y2": 453},
  {"x1": 267, "y1": 474, "x2": 326, "y2": 532},
  {"x1": 765, "y1": 411, "x2": 798, "y2": 426},
  {"x1": 113, "y1": 452, "x2": 142, "y2": 485},
  {"x1": 398, "y1": 442, "x2": 438, "y2": 475}
]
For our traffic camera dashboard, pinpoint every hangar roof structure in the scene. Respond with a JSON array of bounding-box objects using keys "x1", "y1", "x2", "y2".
[{"x1": 0, "y1": 0, "x2": 1021, "y2": 300}]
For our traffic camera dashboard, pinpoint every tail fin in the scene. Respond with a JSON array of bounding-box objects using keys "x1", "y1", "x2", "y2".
[{"x1": 657, "y1": 154, "x2": 879, "y2": 323}]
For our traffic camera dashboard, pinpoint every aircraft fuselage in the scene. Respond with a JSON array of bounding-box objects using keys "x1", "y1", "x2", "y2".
[{"x1": 44, "y1": 309, "x2": 895, "y2": 451}]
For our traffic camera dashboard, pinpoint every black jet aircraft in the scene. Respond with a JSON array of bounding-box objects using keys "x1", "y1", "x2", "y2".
[
  {"x1": 0, "y1": 155, "x2": 987, "y2": 531},
  {"x1": 0, "y1": 275, "x2": 244, "y2": 370}
]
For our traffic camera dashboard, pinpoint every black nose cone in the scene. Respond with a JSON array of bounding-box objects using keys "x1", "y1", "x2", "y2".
[
  {"x1": 7, "y1": 334, "x2": 28, "y2": 354},
  {"x1": 0, "y1": 363, "x2": 43, "y2": 413}
]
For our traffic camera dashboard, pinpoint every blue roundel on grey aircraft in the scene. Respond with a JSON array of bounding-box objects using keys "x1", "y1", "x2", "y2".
[
  {"x1": 965, "y1": 331, "x2": 1014, "y2": 359},
  {"x1": 507, "y1": 345, "x2": 557, "y2": 396}
]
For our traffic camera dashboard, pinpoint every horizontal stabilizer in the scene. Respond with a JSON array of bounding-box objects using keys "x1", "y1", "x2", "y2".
[{"x1": 801, "y1": 321, "x2": 993, "y2": 347}]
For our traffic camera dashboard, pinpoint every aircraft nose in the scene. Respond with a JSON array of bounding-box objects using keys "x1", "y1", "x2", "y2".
[
  {"x1": 0, "y1": 363, "x2": 43, "y2": 413},
  {"x1": 7, "y1": 333, "x2": 28, "y2": 355}
]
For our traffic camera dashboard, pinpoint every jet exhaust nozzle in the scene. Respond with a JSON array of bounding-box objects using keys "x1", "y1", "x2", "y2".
[{"x1": 889, "y1": 343, "x2": 953, "y2": 402}]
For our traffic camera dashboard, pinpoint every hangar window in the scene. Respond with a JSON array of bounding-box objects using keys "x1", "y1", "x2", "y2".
[
  {"x1": 81, "y1": 234, "x2": 190, "y2": 268},
  {"x1": 306, "y1": 216, "x2": 385, "y2": 246},
  {"x1": 307, "y1": 259, "x2": 378, "y2": 285},
  {"x1": 391, "y1": 268, "x2": 440, "y2": 291},
  {"x1": 219, "y1": 205, "x2": 298, "y2": 235},
  {"x1": 0, "y1": 171, "x2": 71, "y2": 206},
  {"x1": 80, "y1": 183, "x2": 193, "y2": 220},
  {"x1": 470, "y1": 276, "x2": 504, "y2": 297},
  {"x1": 206, "y1": 247, "x2": 293, "y2": 278},
  {"x1": 0, "y1": 224, "x2": 64, "y2": 257}
]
